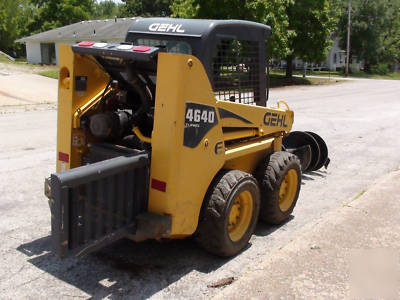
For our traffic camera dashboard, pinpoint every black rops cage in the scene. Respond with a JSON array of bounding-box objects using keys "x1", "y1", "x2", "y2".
[{"x1": 126, "y1": 18, "x2": 271, "y2": 106}]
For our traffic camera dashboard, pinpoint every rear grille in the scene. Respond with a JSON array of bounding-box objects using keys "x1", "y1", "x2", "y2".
[{"x1": 49, "y1": 153, "x2": 149, "y2": 257}]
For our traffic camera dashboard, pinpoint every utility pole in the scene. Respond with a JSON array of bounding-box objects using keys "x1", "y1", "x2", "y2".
[{"x1": 345, "y1": 0, "x2": 351, "y2": 76}]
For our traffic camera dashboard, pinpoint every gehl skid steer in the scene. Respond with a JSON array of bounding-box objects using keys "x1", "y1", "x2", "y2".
[{"x1": 45, "y1": 18, "x2": 329, "y2": 258}]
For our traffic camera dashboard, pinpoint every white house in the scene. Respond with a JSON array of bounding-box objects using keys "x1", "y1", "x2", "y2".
[
  {"x1": 326, "y1": 37, "x2": 363, "y2": 71},
  {"x1": 278, "y1": 36, "x2": 364, "y2": 72},
  {"x1": 16, "y1": 17, "x2": 137, "y2": 65}
]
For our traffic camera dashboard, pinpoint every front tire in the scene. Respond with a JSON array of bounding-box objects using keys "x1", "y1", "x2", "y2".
[
  {"x1": 256, "y1": 151, "x2": 301, "y2": 225},
  {"x1": 196, "y1": 170, "x2": 260, "y2": 257}
]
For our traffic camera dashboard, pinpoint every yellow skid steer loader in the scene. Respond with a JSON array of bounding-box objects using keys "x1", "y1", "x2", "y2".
[{"x1": 44, "y1": 18, "x2": 329, "y2": 258}]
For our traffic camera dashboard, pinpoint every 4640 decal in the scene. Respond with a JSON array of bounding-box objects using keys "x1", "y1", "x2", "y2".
[
  {"x1": 183, "y1": 102, "x2": 218, "y2": 148},
  {"x1": 185, "y1": 108, "x2": 215, "y2": 126}
]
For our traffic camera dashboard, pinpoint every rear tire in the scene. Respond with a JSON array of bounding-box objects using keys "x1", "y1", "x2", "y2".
[
  {"x1": 256, "y1": 151, "x2": 301, "y2": 225},
  {"x1": 196, "y1": 170, "x2": 260, "y2": 257}
]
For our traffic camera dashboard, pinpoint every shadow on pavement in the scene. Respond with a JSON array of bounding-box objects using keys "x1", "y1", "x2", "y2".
[
  {"x1": 254, "y1": 215, "x2": 293, "y2": 237},
  {"x1": 15, "y1": 170, "x2": 323, "y2": 298},
  {"x1": 302, "y1": 170, "x2": 327, "y2": 183},
  {"x1": 17, "y1": 235, "x2": 235, "y2": 299},
  {"x1": 17, "y1": 218, "x2": 290, "y2": 299}
]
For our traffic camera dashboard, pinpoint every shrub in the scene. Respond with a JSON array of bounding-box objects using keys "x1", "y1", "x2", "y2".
[{"x1": 370, "y1": 63, "x2": 389, "y2": 75}]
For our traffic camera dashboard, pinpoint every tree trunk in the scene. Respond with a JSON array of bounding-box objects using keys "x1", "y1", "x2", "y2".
[
  {"x1": 286, "y1": 55, "x2": 293, "y2": 78},
  {"x1": 364, "y1": 61, "x2": 371, "y2": 73}
]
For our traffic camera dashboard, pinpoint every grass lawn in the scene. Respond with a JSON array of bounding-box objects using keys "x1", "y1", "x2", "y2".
[
  {"x1": 35, "y1": 67, "x2": 339, "y2": 85},
  {"x1": 38, "y1": 69, "x2": 59, "y2": 79},
  {"x1": 270, "y1": 68, "x2": 400, "y2": 80},
  {"x1": 349, "y1": 71, "x2": 400, "y2": 80},
  {"x1": 0, "y1": 54, "x2": 15, "y2": 63},
  {"x1": 269, "y1": 73, "x2": 341, "y2": 88},
  {"x1": 1, "y1": 53, "x2": 341, "y2": 86},
  {"x1": 0, "y1": 54, "x2": 28, "y2": 64},
  {"x1": 0, "y1": 53, "x2": 58, "y2": 77}
]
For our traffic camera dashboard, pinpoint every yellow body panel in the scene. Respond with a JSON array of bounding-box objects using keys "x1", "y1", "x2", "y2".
[
  {"x1": 148, "y1": 53, "x2": 225, "y2": 236},
  {"x1": 55, "y1": 46, "x2": 294, "y2": 238},
  {"x1": 217, "y1": 100, "x2": 293, "y2": 136},
  {"x1": 148, "y1": 53, "x2": 293, "y2": 236},
  {"x1": 56, "y1": 45, "x2": 109, "y2": 172},
  {"x1": 223, "y1": 138, "x2": 275, "y2": 173}
]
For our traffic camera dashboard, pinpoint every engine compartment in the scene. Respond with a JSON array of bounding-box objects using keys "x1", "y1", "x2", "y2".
[
  {"x1": 83, "y1": 78, "x2": 154, "y2": 150},
  {"x1": 71, "y1": 42, "x2": 160, "y2": 162}
]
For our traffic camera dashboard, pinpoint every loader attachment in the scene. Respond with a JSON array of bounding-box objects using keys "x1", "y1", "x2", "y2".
[
  {"x1": 46, "y1": 152, "x2": 149, "y2": 258},
  {"x1": 283, "y1": 131, "x2": 330, "y2": 172}
]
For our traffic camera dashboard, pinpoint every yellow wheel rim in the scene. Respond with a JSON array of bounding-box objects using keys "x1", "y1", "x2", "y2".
[
  {"x1": 228, "y1": 190, "x2": 253, "y2": 242},
  {"x1": 279, "y1": 169, "x2": 298, "y2": 212}
]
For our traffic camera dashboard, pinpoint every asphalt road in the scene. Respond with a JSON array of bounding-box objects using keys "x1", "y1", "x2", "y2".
[{"x1": 0, "y1": 78, "x2": 399, "y2": 299}]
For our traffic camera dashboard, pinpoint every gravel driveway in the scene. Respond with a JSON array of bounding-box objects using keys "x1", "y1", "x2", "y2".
[
  {"x1": 0, "y1": 74, "x2": 57, "y2": 106},
  {"x1": 0, "y1": 62, "x2": 57, "y2": 106}
]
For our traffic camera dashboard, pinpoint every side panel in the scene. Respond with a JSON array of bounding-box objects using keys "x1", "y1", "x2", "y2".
[
  {"x1": 149, "y1": 54, "x2": 294, "y2": 237},
  {"x1": 56, "y1": 45, "x2": 109, "y2": 172},
  {"x1": 216, "y1": 100, "x2": 294, "y2": 134},
  {"x1": 216, "y1": 98, "x2": 292, "y2": 173},
  {"x1": 149, "y1": 53, "x2": 225, "y2": 237}
]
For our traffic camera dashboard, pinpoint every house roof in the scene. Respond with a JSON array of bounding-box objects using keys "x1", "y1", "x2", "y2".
[{"x1": 16, "y1": 17, "x2": 138, "y2": 43}]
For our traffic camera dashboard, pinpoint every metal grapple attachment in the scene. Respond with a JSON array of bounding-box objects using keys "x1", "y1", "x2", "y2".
[{"x1": 283, "y1": 131, "x2": 330, "y2": 173}]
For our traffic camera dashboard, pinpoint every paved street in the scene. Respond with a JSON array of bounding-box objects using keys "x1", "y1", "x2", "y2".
[
  {"x1": 0, "y1": 78, "x2": 399, "y2": 298},
  {"x1": 216, "y1": 169, "x2": 400, "y2": 299}
]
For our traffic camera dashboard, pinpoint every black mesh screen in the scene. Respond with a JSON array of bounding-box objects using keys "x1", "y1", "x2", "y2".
[{"x1": 212, "y1": 39, "x2": 260, "y2": 105}]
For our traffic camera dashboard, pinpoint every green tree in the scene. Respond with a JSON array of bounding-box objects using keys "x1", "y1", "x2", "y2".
[
  {"x1": 285, "y1": 0, "x2": 334, "y2": 77},
  {"x1": 120, "y1": 0, "x2": 172, "y2": 17},
  {"x1": 0, "y1": 0, "x2": 33, "y2": 55},
  {"x1": 0, "y1": 1, "x2": 22, "y2": 53},
  {"x1": 27, "y1": 0, "x2": 95, "y2": 34},
  {"x1": 383, "y1": 10, "x2": 400, "y2": 70},
  {"x1": 171, "y1": 0, "x2": 294, "y2": 60},
  {"x1": 338, "y1": 0, "x2": 400, "y2": 73},
  {"x1": 93, "y1": 0, "x2": 122, "y2": 19}
]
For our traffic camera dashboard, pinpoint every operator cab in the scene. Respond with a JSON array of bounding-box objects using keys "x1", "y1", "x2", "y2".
[
  {"x1": 126, "y1": 18, "x2": 271, "y2": 106},
  {"x1": 71, "y1": 18, "x2": 271, "y2": 160}
]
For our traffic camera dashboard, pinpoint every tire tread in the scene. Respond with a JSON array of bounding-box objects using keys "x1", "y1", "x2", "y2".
[
  {"x1": 256, "y1": 151, "x2": 301, "y2": 224},
  {"x1": 196, "y1": 170, "x2": 260, "y2": 257}
]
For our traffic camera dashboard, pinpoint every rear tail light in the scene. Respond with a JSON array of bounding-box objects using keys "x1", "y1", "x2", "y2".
[
  {"x1": 151, "y1": 178, "x2": 166, "y2": 192},
  {"x1": 78, "y1": 41, "x2": 95, "y2": 47},
  {"x1": 133, "y1": 46, "x2": 151, "y2": 52}
]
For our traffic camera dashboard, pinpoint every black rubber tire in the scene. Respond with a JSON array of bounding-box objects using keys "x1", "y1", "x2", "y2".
[
  {"x1": 256, "y1": 151, "x2": 301, "y2": 225},
  {"x1": 195, "y1": 170, "x2": 260, "y2": 257}
]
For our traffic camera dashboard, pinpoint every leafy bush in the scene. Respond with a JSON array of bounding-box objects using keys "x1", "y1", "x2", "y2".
[{"x1": 370, "y1": 63, "x2": 389, "y2": 75}]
